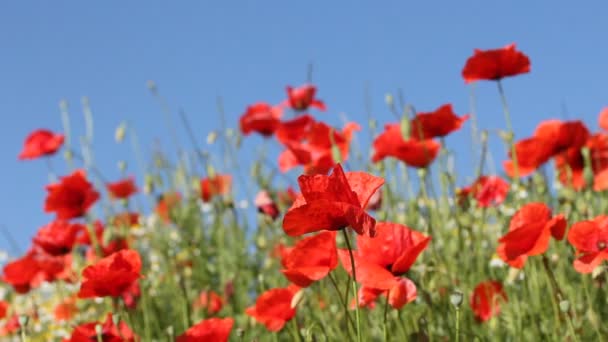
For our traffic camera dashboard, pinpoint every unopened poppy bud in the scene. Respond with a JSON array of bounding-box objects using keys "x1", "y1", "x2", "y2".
[
  {"x1": 592, "y1": 265, "x2": 605, "y2": 279},
  {"x1": 112, "y1": 314, "x2": 120, "y2": 326},
  {"x1": 236, "y1": 328, "x2": 245, "y2": 338},
  {"x1": 166, "y1": 325, "x2": 174, "y2": 337},
  {"x1": 385, "y1": 94, "x2": 394, "y2": 106},
  {"x1": 499, "y1": 130, "x2": 514, "y2": 143},
  {"x1": 207, "y1": 131, "x2": 218, "y2": 145},
  {"x1": 417, "y1": 168, "x2": 427, "y2": 180},
  {"x1": 95, "y1": 323, "x2": 103, "y2": 336},
  {"x1": 115, "y1": 122, "x2": 127, "y2": 143},
  {"x1": 291, "y1": 289, "x2": 305, "y2": 309},
  {"x1": 368, "y1": 118, "x2": 377, "y2": 130},
  {"x1": 400, "y1": 115, "x2": 411, "y2": 140},
  {"x1": 18, "y1": 315, "x2": 28, "y2": 327},
  {"x1": 64, "y1": 150, "x2": 73, "y2": 161},
  {"x1": 146, "y1": 80, "x2": 157, "y2": 92},
  {"x1": 226, "y1": 128, "x2": 234, "y2": 139},
  {"x1": 480, "y1": 129, "x2": 489, "y2": 143},
  {"x1": 559, "y1": 300, "x2": 570, "y2": 313},
  {"x1": 450, "y1": 290, "x2": 463, "y2": 307},
  {"x1": 206, "y1": 165, "x2": 216, "y2": 178},
  {"x1": 117, "y1": 160, "x2": 127, "y2": 172}
]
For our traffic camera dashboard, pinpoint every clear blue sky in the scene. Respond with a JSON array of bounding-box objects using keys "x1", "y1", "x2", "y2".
[{"x1": 1, "y1": 1, "x2": 607, "y2": 252}]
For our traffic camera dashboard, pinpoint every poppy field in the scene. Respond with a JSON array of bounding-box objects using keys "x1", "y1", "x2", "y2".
[{"x1": 3, "y1": 43, "x2": 608, "y2": 341}]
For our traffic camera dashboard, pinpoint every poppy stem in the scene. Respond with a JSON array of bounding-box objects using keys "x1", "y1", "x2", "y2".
[
  {"x1": 327, "y1": 272, "x2": 356, "y2": 334},
  {"x1": 541, "y1": 255, "x2": 579, "y2": 342},
  {"x1": 496, "y1": 80, "x2": 520, "y2": 180},
  {"x1": 383, "y1": 293, "x2": 390, "y2": 342},
  {"x1": 342, "y1": 229, "x2": 362, "y2": 342},
  {"x1": 454, "y1": 307, "x2": 461, "y2": 342}
]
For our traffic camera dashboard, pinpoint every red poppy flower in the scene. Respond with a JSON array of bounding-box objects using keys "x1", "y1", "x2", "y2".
[
  {"x1": 281, "y1": 231, "x2": 338, "y2": 287},
  {"x1": 284, "y1": 84, "x2": 326, "y2": 111},
  {"x1": 0, "y1": 301, "x2": 8, "y2": 320},
  {"x1": 275, "y1": 114, "x2": 315, "y2": 145},
  {"x1": 410, "y1": 104, "x2": 470, "y2": 139},
  {"x1": 458, "y1": 176, "x2": 509, "y2": 208},
  {"x1": 283, "y1": 163, "x2": 384, "y2": 237},
  {"x1": 599, "y1": 107, "x2": 608, "y2": 131},
  {"x1": 3, "y1": 249, "x2": 73, "y2": 293},
  {"x1": 33, "y1": 220, "x2": 82, "y2": 256},
  {"x1": 567, "y1": 216, "x2": 608, "y2": 273},
  {"x1": 155, "y1": 192, "x2": 181, "y2": 222},
  {"x1": 107, "y1": 177, "x2": 138, "y2": 200},
  {"x1": 44, "y1": 170, "x2": 100, "y2": 220},
  {"x1": 372, "y1": 123, "x2": 440, "y2": 168},
  {"x1": 255, "y1": 191, "x2": 280, "y2": 220},
  {"x1": 200, "y1": 174, "x2": 232, "y2": 202},
  {"x1": 338, "y1": 222, "x2": 428, "y2": 309},
  {"x1": 78, "y1": 249, "x2": 141, "y2": 299},
  {"x1": 18, "y1": 129, "x2": 64, "y2": 160},
  {"x1": 470, "y1": 281, "x2": 507, "y2": 322},
  {"x1": 354, "y1": 278, "x2": 418, "y2": 310},
  {"x1": 0, "y1": 315, "x2": 20, "y2": 337},
  {"x1": 462, "y1": 44, "x2": 530, "y2": 83},
  {"x1": 497, "y1": 203, "x2": 566, "y2": 268},
  {"x1": 504, "y1": 120, "x2": 590, "y2": 178},
  {"x1": 67, "y1": 313, "x2": 137, "y2": 342},
  {"x1": 278, "y1": 121, "x2": 360, "y2": 174},
  {"x1": 112, "y1": 212, "x2": 140, "y2": 228},
  {"x1": 240, "y1": 102, "x2": 283, "y2": 137},
  {"x1": 176, "y1": 317, "x2": 234, "y2": 342},
  {"x1": 54, "y1": 297, "x2": 77, "y2": 321},
  {"x1": 245, "y1": 285, "x2": 300, "y2": 332},
  {"x1": 194, "y1": 290, "x2": 224, "y2": 315}
]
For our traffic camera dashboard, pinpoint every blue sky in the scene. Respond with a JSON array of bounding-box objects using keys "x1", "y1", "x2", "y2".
[{"x1": 0, "y1": 1, "x2": 607, "y2": 252}]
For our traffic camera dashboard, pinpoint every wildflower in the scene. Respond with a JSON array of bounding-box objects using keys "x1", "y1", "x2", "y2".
[
  {"x1": 599, "y1": 107, "x2": 608, "y2": 131},
  {"x1": 470, "y1": 281, "x2": 507, "y2": 322},
  {"x1": 567, "y1": 216, "x2": 608, "y2": 273},
  {"x1": 200, "y1": 174, "x2": 232, "y2": 202},
  {"x1": 3, "y1": 249, "x2": 73, "y2": 293},
  {"x1": 33, "y1": 220, "x2": 82, "y2": 256},
  {"x1": 194, "y1": 290, "x2": 224, "y2": 315},
  {"x1": 283, "y1": 163, "x2": 384, "y2": 237},
  {"x1": 278, "y1": 121, "x2": 360, "y2": 174},
  {"x1": 44, "y1": 170, "x2": 100, "y2": 220},
  {"x1": 281, "y1": 231, "x2": 338, "y2": 287},
  {"x1": 458, "y1": 176, "x2": 509, "y2": 208},
  {"x1": 284, "y1": 84, "x2": 326, "y2": 111},
  {"x1": 66, "y1": 313, "x2": 137, "y2": 341},
  {"x1": 18, "y1": 129, "x2": 64, "y2": 160},
  {"x1": 372, "y1": 123, "x2": 440, "y2": 168},
  {"x1": 497, "y1": 203, "x2": 566, "y2": 268},
  {"x1": 106, "y1": 177, "x2": 138, "y2": 200},
  {"x1": 504, "y1": 120, "x2": 589, "y2": 178},
  {"x1": 78, "y1": 249, "x2": 142, "y2": 299},
  {"x1": 240, "y1": 102, "x2": 283, "y2": 137},
  {"x1": 245, "y1": 285, "x2": 300, "y2": 331},
  {"x1": 275, "y1": 114, "x2": 315, "y2": 145},
  {"x1": 155, "y1": 192, "x2": 181, "y2": 222},
  {"x1": 462, "y1": 44, "x2": 530, "y2": 83},
  {"x1": 176, "y1": 317, "x2": 234, "y2": 342},
  {"x1": 338, "y1": 222, "x2": 429, "y2": 309},
  {"x1": 254, "y1": 191, "x2": 280, "y2": 220},
  {"x1": 409, "y1": 104, "x2": 469, "y2": 139}
]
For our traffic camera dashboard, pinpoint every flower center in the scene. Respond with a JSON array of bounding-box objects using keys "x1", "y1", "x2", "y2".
[{"x1": 598, "y1": 241, "x2": 607, "y2": 250}]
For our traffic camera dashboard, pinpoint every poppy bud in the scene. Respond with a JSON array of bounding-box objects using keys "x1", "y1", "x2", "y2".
[{"x1": 450, "y1": 290, "x2": 463, "y2": 307}]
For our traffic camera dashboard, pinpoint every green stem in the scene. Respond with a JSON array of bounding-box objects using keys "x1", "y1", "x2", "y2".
[
  {"x1": 383, "y1": 293, "x2": 390, "y2": 342},
  {"x1": 455, "y1": 308, "x2": 461, "y2": 342},
  {"x1": 327, "y1": 272, "x2": 356, "y2": 333},
  {"x1": 541, "y1": 255, "x2": 579, "y2": 342},
  {"x1": 343, "y1": 229, "x2": 362, "y2": 342},
  {"x1": 497, "y1": 80, "x2": 519, "y2": 180}
]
